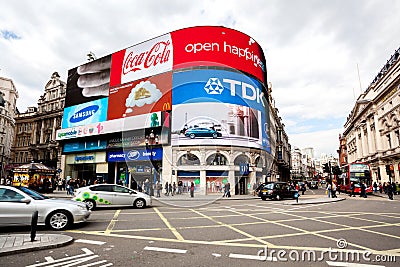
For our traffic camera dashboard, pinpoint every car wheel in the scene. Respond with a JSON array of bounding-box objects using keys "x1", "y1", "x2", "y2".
[
  {"x1": 189, "y1": 133, "x2": 195, "y2": 139},
  {"x1": 275, "y1": 195, "x2": 281, "y2": 201},
  {"x1": 134, "y1": 198, "x2": 146, "y2": 209},
  {"x1": 46, "y1": 210, "x2": 71, "y2": 231},
  {"x1": 83, "y1": 199, "x2": 96, "y2": 210},
  {"x1": 261, "y1": 197, "x2": 267, "y2": 201},
  {"x1": 212, "y1": 133, "x2": 217, "y2": 138}
]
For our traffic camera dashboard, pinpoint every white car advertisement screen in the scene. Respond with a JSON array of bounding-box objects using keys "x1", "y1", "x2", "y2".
[{"x1": 172, "y1": 69, "x2": 270, "y2": 152}]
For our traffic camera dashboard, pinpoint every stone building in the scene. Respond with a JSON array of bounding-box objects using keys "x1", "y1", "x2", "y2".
[
  {"x1": 11, "y1": 72, "x2": 66, "y2": 169},
  {"x1": 0, "y1": 76, "x2": 19, "y2": 178},
  {"x1": 267, "y1": 82, "x2": 291, "y2": 182},
  {"x1": 342, "y1": 47, "x2": 400, "y2": 183}
]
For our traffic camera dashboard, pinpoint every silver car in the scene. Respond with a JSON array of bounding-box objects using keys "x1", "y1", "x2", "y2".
[
  {"x1": 73, "y1": 184, "x2": 152, "y2": 210},
  {"x1": 0, "y1": 185, "x2": 91, "y2": 230}
]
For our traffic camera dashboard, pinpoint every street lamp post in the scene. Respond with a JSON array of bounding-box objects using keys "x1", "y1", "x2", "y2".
[
  {"x1": 0, "y1": 145, "x2": 4, "y2": 179},
  {"x1": 0, "y1": 131, "x2": 5, "y2": 180}
]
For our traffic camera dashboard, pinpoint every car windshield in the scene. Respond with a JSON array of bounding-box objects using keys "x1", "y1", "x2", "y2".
[
  {"x1": 264, "y1": 183, "x2": 274, "y2": 190},
  {"x1": 17, "y1": 186, "x2": 48, "y2": 200}
]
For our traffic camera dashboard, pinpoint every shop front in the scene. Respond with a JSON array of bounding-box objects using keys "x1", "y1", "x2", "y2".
[
  {"x1": 12, "y1": 162, "x2": 55, "y2": 192},
  {"x1": 235, "y1": 163, "x2": 250, "y2": 195},
  {"x1": 108, "y1": 147, "x2": 163, "y2": 193},
  {"x1": 65, "y1": 152, "x2": 108, "y2": 186},
  {"x1": 206, "y1": 171, "x2": 228, "y2": 194},
  {"x1": 176, "y1": 171, "x2": 200, "y2": 193}
]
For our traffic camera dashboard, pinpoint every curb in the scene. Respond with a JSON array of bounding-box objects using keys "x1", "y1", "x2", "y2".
[
  {"x1": 151, "y1": 196, "x2": 259, "y2": 202},
  {"x1": 284, "y1": 197, "x2": 346, "y2": 205},
  {"x1": 0, "y1": 234, "x2": 74, "y2": 256}
]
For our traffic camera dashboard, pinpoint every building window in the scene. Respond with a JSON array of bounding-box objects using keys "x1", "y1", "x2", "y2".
[
  {"x1": 206, "y1": 153, "x2": 227, "y2": 165},
  {"x1": 395, "y1": 130, "x2": 400, "y2": 147},
  {"x1": 387, "y1": 134, "x2": 392, "y2": 149},
  {"x1": 178, "y1": 153, "x2": 200, "y2": 166}
]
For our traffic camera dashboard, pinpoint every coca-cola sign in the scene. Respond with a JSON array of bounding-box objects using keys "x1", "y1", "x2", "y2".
[{"x1": 110, "y1": 34, "x2": 173, "y2": 86}]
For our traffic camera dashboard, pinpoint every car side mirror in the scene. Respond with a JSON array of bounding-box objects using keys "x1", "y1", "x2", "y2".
[{"x1": 21, "y1": 198, "x2": 31, "y2": 204}]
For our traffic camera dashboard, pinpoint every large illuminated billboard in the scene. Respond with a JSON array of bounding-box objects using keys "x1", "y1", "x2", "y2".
[
  {"x1": 62, "y1": 98, "x2": 108, "y2": 129},
  {"x1": 171, "y1": 26, "x2": 266, "y2": 83},
  {"x1": 108, "y1": 71, "x2": 172, "y2": 120},
  {"x1": 171, "y1": 69, "x2": 270, "y2": 152},
  {"x1": 58, "y1": 26, "x2": 267, "y2": 148},
  {"x1": 65, "y1": 55, "x2": 111, "y2": 108}
]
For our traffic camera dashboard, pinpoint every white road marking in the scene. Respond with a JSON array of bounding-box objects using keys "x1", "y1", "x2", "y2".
[
  {"x1": 212, "y1": 253, "x2": 221, "y2": 257},
  {"x1": 144, "y1": 246, "x2": 187, "y2": 254},
  {"x1": 44, "y1": 257, "x2": 54, "y2": 262},
  {"x1": 229, "y1": 253, "x2": 277, "y2": 261},
  {"x1": 75, "y1": 239, "x2": 106, "y2": 245},
  {"x1": 26, "y1": 248, "x2": 113, "y2": 267},
  {"x1": 326, "y1": 261, "x2": 385, "y2": 267}
]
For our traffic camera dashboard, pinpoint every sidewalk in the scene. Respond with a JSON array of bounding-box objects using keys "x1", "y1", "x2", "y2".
[
  {"x1": 285, "y1": 196, "x2": 345, "y2": 205},
  {"x1": 44, "y1": 190, "x2": 347, "y2": 204},
  {"x1": 43, "y1": 190, "x2": 260, "y2": 200},
  {"x1": 0, "y1": 234, "x2": 73, "y2": 256}
]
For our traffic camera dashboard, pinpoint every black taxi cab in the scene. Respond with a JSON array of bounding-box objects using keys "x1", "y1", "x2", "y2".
[{"x1": 258, "y1": 182, "x2": 297, "y2": 201}]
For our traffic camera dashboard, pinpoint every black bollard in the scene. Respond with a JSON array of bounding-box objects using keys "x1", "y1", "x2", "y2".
[{"x1": 31, "y1": 210, "x2": 39, "y2": 242}]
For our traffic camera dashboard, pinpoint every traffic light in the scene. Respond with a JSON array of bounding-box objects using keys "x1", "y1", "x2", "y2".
[
  {"x1": 385, "y1": 165, "x2": 391, "y2": 175},
  {"x1": 332, "y1": 166, "x2": 342, "y2": 175},
  {"x1": 323, "y1": 163, "x2": 331, "y2": 173}
]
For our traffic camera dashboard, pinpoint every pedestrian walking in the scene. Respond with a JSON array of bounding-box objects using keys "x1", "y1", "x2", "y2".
[
  {"x1": 173, "y1": 182, "x2": 177, "y2": 195},
  {"x1": 350, "y1": 182, "x2": 356, "y2": 197},
  {"x1": 373, "y1": 181, "x2": 378, "y2": 193},
  {"x1": 360, "y1": 182, "x2": 367, "y2": 198},
  {"x1": 68, "y1": 180, "x2": 75, "y2": 196},
  {"x1": 332, "y1": 183, "x2": 337, "y2": 198},
  {"x1": 190, "y1": 182, "x2": 195, "y2": 197},
  {"x1": 392, "y1": 182, "x2": 398, "y2": 195},
  {"x1": 224, "y1": 182, "x2": 231, "y2": 197},
  {"x1": 326, "y1": 183, "x2": 331, "y2": 198},
  {"x1": 156, "y1": 182, "x2": 162, "y2": 198},
  {"x1": 165, "y1": 182, "x2": 169, "y2": 196},
  {"x1": 301, "y1": 183, "x2": 306, "y2": 195},
  {"x1": 144, "y1": 179, "x2": 150, "y2": 195},
  {"x1": 168, "y1": 183, "x2": 173, "y2": 196},
  {"x1": 58, "y1": 179, "x2": 63, "y2": 191},
  {"x1": 387, "y1": 182, "x2": 394, "y2": 200},
  {"x1": 177, "y1": 180, "x2": 183, "y2": 194},
  {"x1": 383, "y1": 182, "x2": 388, "y2": 194}
]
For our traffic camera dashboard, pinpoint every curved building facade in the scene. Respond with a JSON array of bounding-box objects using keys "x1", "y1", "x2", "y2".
[{"x1": 57, "y1": 26, "x2": 272, "y2": 195}]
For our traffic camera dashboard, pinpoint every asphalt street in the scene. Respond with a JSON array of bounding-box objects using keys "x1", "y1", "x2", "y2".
[{"x1": 0, "y1": 189, "x2": 399, "y2": 267}]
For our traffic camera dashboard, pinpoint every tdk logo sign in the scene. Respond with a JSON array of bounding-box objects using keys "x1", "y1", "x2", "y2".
[
  {"x1": 204, "y1": 78, "x2": 224, "y2": 94},
  {"x1": 204, "y1": 78, "x2": 264, "y2": 107},
  {"x1": 127, "y1": 150, "x2": 140, "y2": 160},
  {"x1": 70, "y1": 105, "x2": 99, "y2": 123}
]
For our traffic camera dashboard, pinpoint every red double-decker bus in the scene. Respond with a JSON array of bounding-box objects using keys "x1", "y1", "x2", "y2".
[{"x1": 339, "y1": 163, "x2": 373, "y2": 194}]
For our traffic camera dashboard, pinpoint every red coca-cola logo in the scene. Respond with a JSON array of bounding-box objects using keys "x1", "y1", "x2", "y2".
[{"x1": 122, "y1": 40, "x2": 171, "y2": 74}]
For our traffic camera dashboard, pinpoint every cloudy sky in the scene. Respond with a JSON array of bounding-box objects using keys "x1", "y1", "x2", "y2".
[{"x1": 1, "y1": 0, "x2": 399, "y2": 158}]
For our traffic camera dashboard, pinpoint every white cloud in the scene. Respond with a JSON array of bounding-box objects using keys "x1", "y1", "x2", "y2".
[{"x1": 289, "y1": 128, "x2": 342, "y2": 157}]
